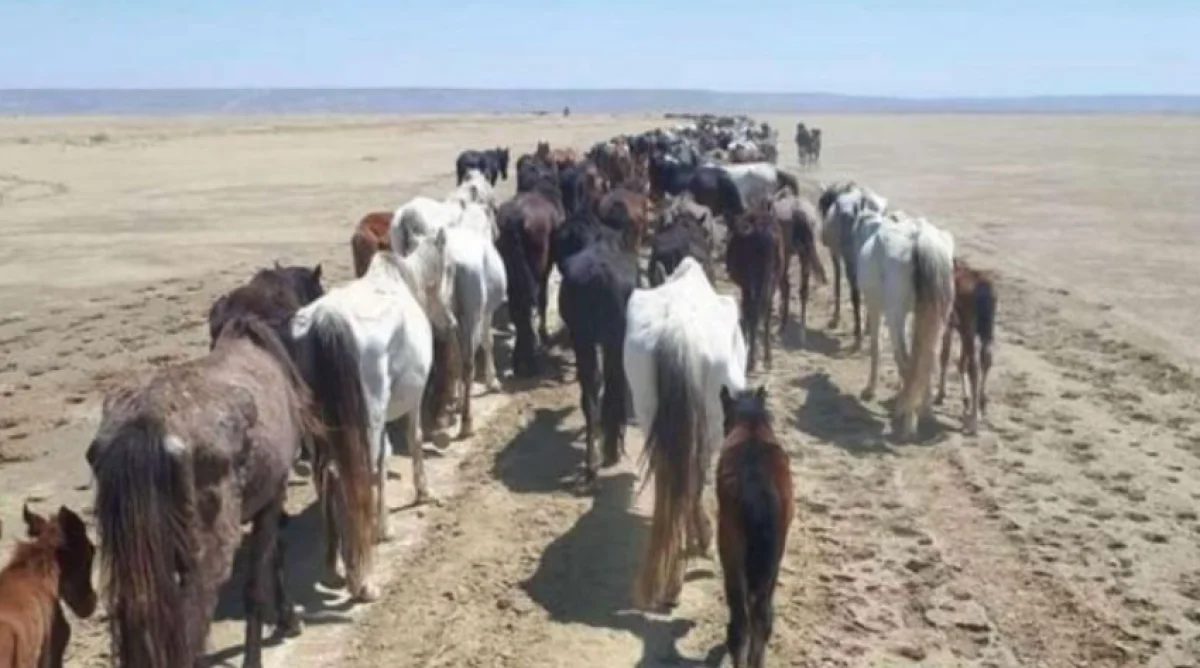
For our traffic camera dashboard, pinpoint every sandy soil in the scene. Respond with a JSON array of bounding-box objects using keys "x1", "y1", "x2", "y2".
[{"x1": 1, "y1": 113, "x2": 1199, "y2": 667}]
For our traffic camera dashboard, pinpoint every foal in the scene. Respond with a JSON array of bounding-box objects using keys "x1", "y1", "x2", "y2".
[
  {"x1": 0, "y1": 505, "x2": 97, "y2": 668},
  {"x1": 717, "y1": 387, "x2": 793, "y2": 668},
  {"x1": 936, "y1": 258, "x2": 998, "y2": 434}
]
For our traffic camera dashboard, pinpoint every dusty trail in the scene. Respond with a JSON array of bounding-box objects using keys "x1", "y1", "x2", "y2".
[{"x1": 0, "y1": 114, "x2": 1197, "y2": 667}]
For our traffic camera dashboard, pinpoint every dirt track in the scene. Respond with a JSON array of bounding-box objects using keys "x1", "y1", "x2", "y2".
[{"x1": 1, "y1": 113, "x2": 1199, "y2": 667}]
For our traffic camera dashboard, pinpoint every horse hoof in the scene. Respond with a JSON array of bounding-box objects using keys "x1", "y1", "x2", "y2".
[
  {"x1": 934, "y1": 393, "x2": 945, "y2": 406},
  {"x1": 415, "y1": 492, "x2": 442, "y2": 508},
  {"x1": 860, "y1": 388, "x2": 875, "y2": 401},
  {"x1": 457, "y1": 425, "x2": 474, "y2": 440},
  {"x1": 486, "y1": 380, "x2": 502, "y2": 393},
  {"x1": 278, "y1": 606, "x2": 304, "y2": 638},
  {"x1": 377, "y1": 523, "x2": 394, "y2": 543},
  {"x1": 353, "y1": 583, "x2": 380, "y2": 603}
]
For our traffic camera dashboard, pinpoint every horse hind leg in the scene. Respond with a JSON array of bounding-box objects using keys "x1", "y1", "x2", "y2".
[
  {"x1": 961, "y1": 334, "x2": 982, "y2": 435},
  {"x1": 798, "y1": 253, "x2": 811, "y2": 347},
  {"x1": 458, "y1": 329, "x2": 476, "y2": 440},
  {"x1": 935, "y1": 316, "x2": 955, "y2": 405},
  {"x1": 720, "y1": 523, "x2": 749, "y2": 667},
  {"x1": 777, "y1": 250, "x2": 792, "y2": 336},
  {"x1": 860, "y1": 308, "x2": 882, "y2": 401},
  {"x1": 574, "y1": 339, "x2": 602, "y2": 481},
  {"x1": 242, "y1": 493, "x2": 285, "y2": 668},
  {"x1": 272, "y1": 510, "x2": 303, "y2": 639},
  {"x1": 747, "y1": 590, "x2": 777, "y2": 668},
  {"x1": 979, "y1": 340, "x2": 994, "y2": 416},
  {"x1": 827, "y1": 254, "x2": 842, "y2": 329},
  {"x1": 318, "y1": 460, "x2": 346, "y2": 587},
  {"x1": 599, "y1": 340, "x2": 626, "y2": 468},
  {"x1": 482, "y1": 324, "x2": 502, "y2": 392}
]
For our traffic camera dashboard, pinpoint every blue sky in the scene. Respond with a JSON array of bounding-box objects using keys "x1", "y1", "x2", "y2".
[{"x1": 1, "y1": 0, "x2": 1196, "y2": 96}]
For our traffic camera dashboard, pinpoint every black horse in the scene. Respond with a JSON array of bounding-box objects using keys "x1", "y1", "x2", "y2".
[
  {"x1": 557, "y1": 223, "x2": 638, "y2": 481},
  {"x1": 456, "y1": 147, "x2": 510, "y2": 185}
]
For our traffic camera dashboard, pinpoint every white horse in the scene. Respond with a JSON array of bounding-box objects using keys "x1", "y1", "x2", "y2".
[
  {"x1": 855, "y1": 211, "x2": 955, "y2": 440},
  {"x1": 719, "y1": 162, "x2": 800, "y2": 208},
  {"x1": 390, "y1": 169, "x2": 495, "y2": 254},
  {"x1": 291, "y1": 230, "x2": 456, "y2": 550},
  {"x1": 440, "y1": 224, "x2": 507, "y2": 439},
  {"x1": 819, "y1": 181, "x2": 889, "y2": 345},
  {"x1": 623, "y1": 256, "x2": 749, "y2": 609}
]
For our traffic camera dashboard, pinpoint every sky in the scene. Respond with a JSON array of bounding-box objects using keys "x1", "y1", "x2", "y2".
[{"x1": 1, "y1": 0, "x2": 1196, "y2": 97}]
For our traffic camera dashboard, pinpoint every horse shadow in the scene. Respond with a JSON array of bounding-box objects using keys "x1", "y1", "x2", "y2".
[
  {"x1": 791, "y1": 372, "x2": 890, "y2": 456},
  {"x1": 522, "y1": 472, "x2": 721, "y2": 666},
  {"x1": 779, "y1": 324, "x2": 840, "y2": 358},
  {"x1": 207, "y1": 497, "x2": 354, "y2": 666},
  {"x1": 492, "y1": 405, "x2": 583, "y2": 494}
]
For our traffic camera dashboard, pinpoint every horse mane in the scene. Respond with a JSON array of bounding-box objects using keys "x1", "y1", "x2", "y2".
[{"x1": 2, "y1": 534, "x2": 57, "y2": 579}]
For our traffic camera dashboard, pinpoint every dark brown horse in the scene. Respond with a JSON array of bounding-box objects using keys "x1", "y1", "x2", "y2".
[
  {"x1": 0, "y1": 506, "x2": 97, "y2": 668},
  {"x1": 350, "y1": 211, "x2": 393, "y2": 278},
  {"x1": 597, "y1": 187, "x2": 655, "y2": 252},
  {"x1": 769, "y1": 191, "x2": 827, "y2": 345},
  {"x1": 88, "y1": 315, "x2": 324, "y2": 668},
  {"x1": 936, "y1": 258, "x2": 998, "y2": 434},
  {"x1": 717, "y1": 386, "x2": 794, "y2": 668},
  {"x1": 725, "y1": 203, "x2": 783, "y2": 372},
  {"x1": 495, "y1": 176, "x2": 564, "y2": 376},
  {"x1": 207, "y1": 263, "x2": 325, "y2": 351}
]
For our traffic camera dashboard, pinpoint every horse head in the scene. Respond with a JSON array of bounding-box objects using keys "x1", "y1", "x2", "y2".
[{"x1": 24, "y1": 504, "x2": 98, "y2": 619}]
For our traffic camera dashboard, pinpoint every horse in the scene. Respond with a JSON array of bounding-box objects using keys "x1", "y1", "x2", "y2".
[
  {"x1": 292, "y1": 232, "x2": 456, "y2": 555},
  {"x1": 440, "y1": 225, "x2": 508, "y2": 439},
  {"x1": 648, "y1": 204, "x2": 712, "y2": 287},
  {"x1": 936, "y1": 258, "x2": 997, "y2": 434},
  {"x1": 769, "y1": 191, "x2": 827, "y2": 345},
  {"x1": 686, "y1": 165, "x2": 745, "y2": 224},
  {"x1": 0, "y1": 506, "x2": 96, "y2": 668},
  {"x1": 456, "y1": 147, "x2": 509, "y2": 185},
  {"x1": 624, "y1": 256, "x2": 748, "y2": 609},
  {"x1": 818, "y1": 181, "x2": 889, "y2": 347},
  {"x1": 856, "y1": 211, "x2": 956, "y2": 440},
  {"x1": 716, "y1": 386, "x2": 793, "y2": 668},
  {"x1": 495, "y1": 178, "x2": 564, "y2": 376},
  {"x1": 88, "y1": 314, "x2": 320, "y2": 668},
  {"x1": 390, "y1": 173, "x2": 493, "y2": 254},
  {"x1": 558, "y1": 160, "x2": 610, "y2": 216},
  {"x1": 597, "y1": 187, "x2": 655, "y2": 252},
  {"x1": 351, "y1": 212, "x2": 393, "y2": 278},
  {"x1": 558, "y1": 226, "x2": 638, "y2": 482},
  {"x1": 207, "y1": 263, "x2": 325, "y2": 351},
  {"x1": 725, "y1": 203, "x2": 784, "y2": 372},
  {"x1": 719, "y1": 163, "x2": 799, "y2": 210}
]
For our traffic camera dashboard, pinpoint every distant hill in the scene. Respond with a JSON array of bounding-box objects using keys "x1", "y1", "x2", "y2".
[{"x1": 1, "y1": 88, "x2": 1198, "y2": 115}]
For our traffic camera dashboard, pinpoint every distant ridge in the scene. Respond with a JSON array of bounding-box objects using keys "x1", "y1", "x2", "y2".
[{"x1": 1, "y1": 88, "x2": 1198, "y2": 116}]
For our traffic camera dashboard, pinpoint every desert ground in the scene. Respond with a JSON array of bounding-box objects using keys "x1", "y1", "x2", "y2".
[{"x1": 2, "y1": 112, "x2": 1200, "y2": 667}]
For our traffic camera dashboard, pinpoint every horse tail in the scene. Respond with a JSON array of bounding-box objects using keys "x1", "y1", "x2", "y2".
[
  {"x1": 500, "y1": 214, "x2": 539, "y2": 312},
  {"x1": 737, "y1": 443, "x2": 790, "y2": 615},
  {"x1": 905, "y1": 222, "x2": 956, "y2": 416},
  {"x1": 295, "y1": 308, "x2": 376, "y2": 588},
  {"x1": 792, "y1": 211, "x2": 827, "y2": 285},
  {"x1": 635, "y1": 337, "x2": 704, "y2": 608},
  {"x1": 92, "y1": 416, "x2": 198, "y2": 668}
]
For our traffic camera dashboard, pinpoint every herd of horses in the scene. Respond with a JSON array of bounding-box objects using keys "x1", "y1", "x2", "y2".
[{"x1": 0, "y1": 115, "x2": 997, "y2": 668}]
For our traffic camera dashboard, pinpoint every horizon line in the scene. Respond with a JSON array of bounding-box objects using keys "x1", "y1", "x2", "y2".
[{"x1": 3, "y1": 86, "x2": 1199, "y2": 101}]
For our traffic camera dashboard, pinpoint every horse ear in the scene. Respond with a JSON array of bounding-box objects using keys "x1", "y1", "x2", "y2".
[
  {"x1": 57, "y1": 506, "x2": 87, "y2": 538},
  {"x1": 312, "y1": 263, "x2": 322, "y2": 281},
  {"x1": 434, "y1": 226, "x2": 448, "y2": 249},
  {"x1": 755, "y1": 385, "x2": 769, "y2": 401},
  {"x1": 23, "y1": 504, "x2": 47, "y2": 537},
  {"x1": 274, "y1": 260, "x2": 282, "y2": 270}
]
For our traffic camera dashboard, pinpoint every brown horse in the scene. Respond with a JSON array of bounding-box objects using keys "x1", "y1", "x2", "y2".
[
  {"x1": 769, "y1": 191, "x2": 827, "y2": 345},
  {"x1": 725, "y1": 202, "x2": 784, "y2": 372},
  {"x1": 350, "y1": 211, "x2": 393, "y2": 278},
  {"x1": 717, "y1": 387, "x2": 794, "y2": 668},
  {"x1": 936, "y1": 258, "x2": 998, "y2": 434},
  {"x1": 88, "y1": 315, "x2": 324, "y2": 668},
  {"x1": 495, "y1": 176, "x2": 564, "y2": 376},
  {"x1": 597, "y1": 187, "x2": 654, "y2": 251},
  {"x1": 207, "y1": 263, "x2": 325, "y2": 350},
  {"x1": 0, "y1": 506, "x2": 97, "y2": 668}
]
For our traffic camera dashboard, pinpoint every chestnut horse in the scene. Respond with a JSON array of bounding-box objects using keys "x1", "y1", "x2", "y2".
[
  {"x1": 0, "y1": 506, "x2": 97, "y2": 668},
  {"x1": 936, "y1": 258, "x2": 997, "y2": 434},
  {"x1": 717, "y1": 387, "x2": 794, "y2": 668},
  {"x1": 351, "y1": 211, "x2": 392, "y2": 278},
  {"x1": 770, "y1": 191, "x2": 827, "y2": 346}
]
